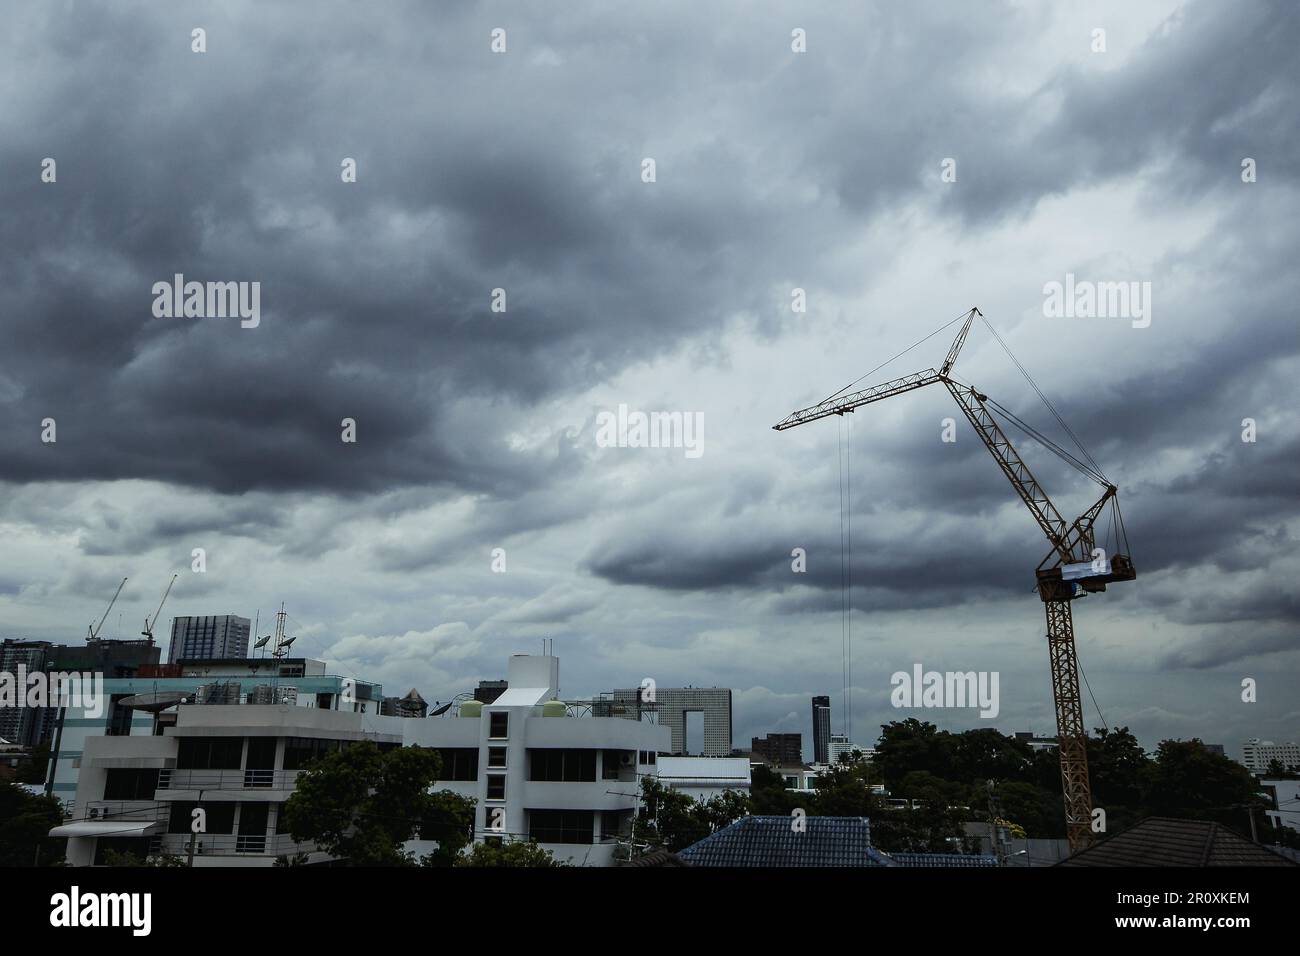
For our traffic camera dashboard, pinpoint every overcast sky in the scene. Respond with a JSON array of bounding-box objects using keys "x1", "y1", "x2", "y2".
[{"x1": 2, "y1": 1, "x2": 1296, "y2": 762}]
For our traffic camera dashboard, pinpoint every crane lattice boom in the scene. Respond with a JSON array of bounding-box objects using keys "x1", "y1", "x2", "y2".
[{"x1": 773, "y1": 307, "x2": 1136, "y2": 852}]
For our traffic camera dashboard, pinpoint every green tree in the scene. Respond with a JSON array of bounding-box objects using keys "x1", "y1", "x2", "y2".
[
  {"x1": 0, "y1": 780, "x2": 65, "y2": 866},
  {"x1": 874, "y1": 719, "x2": 955, "y2": 787},
  {"x1": 989, "y1": 780, "x2": 1063, "y2": 839},
  {"x1": 101, "y1": 848, "x2": 187, "y2": 867},
  {"x1": 697, "y1": 789, "x2": 751, "y2": 833},
  {"x1": 1264, "y1": 758, "x2": 1300, "y2": 779},
  {"x1": 456, "y1": 839, "x2": 565, "y2": 867},
  {"x1": 950, "y1": 728, "x2": 1034, "y2": 785},
  {"x1": 748, "y1": 764, "x2": 803, "y2": 816},
  {"x1": 14, "y1": 745, "x2": 50, "y2": 785},
  {"x1": 1141, "y1": 738, "x2": 1263, "y2": 828},
  {"x1": 638, "y1": 778, "x2": 711, "y2": 852},
  {"x1": 1084, "y1": 726, "x2": 1146, "y2": 833},
  {"x1": 811, "y1": 760, "x2": 879, "y2": 817},
  {"x1": 280, "y1": 742, "x2": 474, "y2": 866}
]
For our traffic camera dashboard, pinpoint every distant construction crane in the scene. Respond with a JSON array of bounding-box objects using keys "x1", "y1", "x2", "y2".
[
  {"x1": 774, "y1": 307, "x2": 1136, "y2": 851},
  {"x1": 87, "y1": 577, "x2": 128, "y2": 642},
  {"x1": 141, "y1": 573, "x2": 178, "y2": 644}
]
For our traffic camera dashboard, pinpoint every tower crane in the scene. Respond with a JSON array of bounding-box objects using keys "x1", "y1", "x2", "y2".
[
  {"x1": 142, "y1": 573, "x2": 178, "y2": 643},
  {"x1": 87, "y1": 577, "x2": 128, "y2": 642},
  {"x1": 773, "y1": 307, "x2": 1135, "y2": 851}
]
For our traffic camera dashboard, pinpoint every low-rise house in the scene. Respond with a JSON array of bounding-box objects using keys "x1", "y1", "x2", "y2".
[
  {"x1": 677, "y1": 815, "x2": 997, "y2": 867},
  {"x1": 1055, "y1": 816, "x2": 1298, "y2": 867}
]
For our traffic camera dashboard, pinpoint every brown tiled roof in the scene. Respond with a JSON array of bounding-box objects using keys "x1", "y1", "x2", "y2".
[{"x1": 1056, "y1": 816, "x2": 1296, "y2": 867}]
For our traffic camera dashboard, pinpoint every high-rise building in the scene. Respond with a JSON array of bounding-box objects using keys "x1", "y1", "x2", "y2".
[
  {"x1": 475, "y1": 680, "x2": 508, "y2": 704},
  {"x1": 751, "y1": 733, "x2": 802, "y2": 766},
  {"x1": 381, "y1": 688, "x2": 429, "y2": 718},
  {"x1": 1242, "y1": 738, "x2": 1300, "y2": 774},
  {"x1": 167, "y1": 615, "x2": 251, "y2": 663},
  {"x1": 608, "y1": 686, "x2": 732, "y2": 756},
  {"x1": 811, "y1": 695, "x2": 831, "y2": 765},
  {"x1": 0, "y1": 640, "x2": 58, "y2": 748}
]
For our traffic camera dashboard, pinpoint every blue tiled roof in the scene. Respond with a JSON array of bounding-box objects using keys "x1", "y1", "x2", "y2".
[
  {"x1": 889, "y1": 852, "x2": 998, "y2": 867},
  {"x1": 677, "y1": 816, "x2": 894, "y2": 867}
]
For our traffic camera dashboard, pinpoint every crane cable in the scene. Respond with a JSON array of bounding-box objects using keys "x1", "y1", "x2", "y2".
[
  {"x1": 820, "y1": 309, "x2": 973, "y2": 406},
  {"x1": 1078, "y1": 652, "x2": 1110, "y2": 734},
  {"x1": 979, "y1": 317, "x2": 1108, "y2": 483},
  {"x1": 982, "y1": 394, "x2": 1110, "y2": 487},
  {"x1": 837, "y1": 414, "x2": 853, "y2": 743}
]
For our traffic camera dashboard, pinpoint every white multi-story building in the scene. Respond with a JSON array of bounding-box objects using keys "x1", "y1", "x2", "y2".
[
  {"x1": 44, "y1": 656, "x2": 381, "y2": 812},
  {"x1": 827, "y1": 734, "x2": 874, "y2": 766},
  {"x1": 655, "y1": 756, "x2": 751, "y2": 802},
  {"x1": 780, "y1": 765, "x2": 824, "y2": 792},
  {"x1": 1242, "y1": 739, "x2": 1300, "y2": 774},
  {"x1": 52, "y1": 703, "x2": 398, "y2": 866},
  {"x1": 1261, "y1": 778, "x2": 1300, "y2": 835},
  {"x1": 52, "y1": 653, "x2": 670, "y2": 867},
  {"x1": 404, "y1": 654, "x2": 670, "y2": 865}
]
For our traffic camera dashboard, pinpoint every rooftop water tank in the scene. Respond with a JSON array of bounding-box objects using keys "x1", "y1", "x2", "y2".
[
  {"x1": 459, "y1": 700, "x2": 483, "y2": 718},
  {"x1": 542, "y1": 700, "x2": 567, "y2": 717}
]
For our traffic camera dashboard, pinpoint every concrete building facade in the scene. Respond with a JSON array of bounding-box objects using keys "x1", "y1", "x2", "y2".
[
  {"x1": 52, "y1": 653, "x2": 671, "y2": 867},
  {"x1": 608, "y1": 685, "x2": 732, "y2": 756},
  {"x1": 167, "y1": 615, "x2": 251, "y2": 663},
  {"x1": 1242, "y1": 738, "x2": 1300, "y2": 774},
  {"x1": 751, "y1": 733, "x2": 802, "y2": 766},
  {"x1": 812, "y1": 695, "x2": 831, "y2": 765},
  {"x1": 655, "y1": 756, "x2": 751, "y2": 803},
  {"x1": 43, "y1": 657, "x2": 381, "y2": 813}
]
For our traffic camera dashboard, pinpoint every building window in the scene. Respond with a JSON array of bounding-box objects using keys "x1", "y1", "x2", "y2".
[
  {"x1": 486, "y1": 775, "x2": 506, "y2": 800},
  {"x1": 283, "y1": 737, "x2": 342, "y2": 770},
  {"x1": 647, "y1": 751, "x2": 657, "y2": 765},
  {"x1": 103, "y1": 768, "x2": 159, "y2": 801},
  {"x1": 602, "y1": 750, "x2": 632, "y2": 780},
  {"x1": 106, "y1": 695, "x2": 134, "y2": 737},
  {"x1": 432, "y1": 748, "x2": 478, "y2": 781},
  {"x1": 487, "y1": 747, "x2": 507, "y2": 769},
  {"x1": 176, "y1": 736, "x2": 244, "y2": 770},
  {"x1": 488, "y1": 712, "x2": 509, "y2": 739},
  {"x1": 527, "y1": 749, "x2": 597, "y2": 782},
  {"x1": 600, "y1": 810, "x2": 629, "y2": 840},
  {"x1": 528, "y1": 809, "x2": 594, "y2": 845},
  {"x1": 168, "y1": 801, "x2": 236, "y2": 834}
]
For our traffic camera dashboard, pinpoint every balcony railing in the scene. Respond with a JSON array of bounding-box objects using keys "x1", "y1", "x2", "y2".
[
  {"x1": 147, "y1": 833, "x2": 316, "y2": 858},
  {"x1": 156, "y1": 768, "x2": 302, "y2": 791},
  {"x1": 84, "y1": 800, "x2": 168, "y2": 823}
]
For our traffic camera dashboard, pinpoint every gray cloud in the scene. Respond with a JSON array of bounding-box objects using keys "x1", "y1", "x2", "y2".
[{"x1": 1, "y1": 0, "x2": 1297, "y2": 758}]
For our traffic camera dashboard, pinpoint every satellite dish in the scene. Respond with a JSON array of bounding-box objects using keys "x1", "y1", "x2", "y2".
[
  {"x1": 280, "y1": 635, "x2": 297, "y2": 649},
  {"x1": 430, "y1": 702, "x2": 453, "y2": 717},
  {"x1": 117, "y1": 691, "x2": 191, "y2": 713},
  {"x1": 253, "y1": 635, "x2": 270, "y2": 649}
]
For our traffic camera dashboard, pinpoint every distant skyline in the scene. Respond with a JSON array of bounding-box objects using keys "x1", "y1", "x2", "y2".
[{"x1": 2, "y1": 2, "x2": 1297, "y2": 761}]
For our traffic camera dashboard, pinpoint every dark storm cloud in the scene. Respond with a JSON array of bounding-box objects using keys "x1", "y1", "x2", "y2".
[
  {"x1": 7, "y1": 1, "x2": 1292, "y2": 501},
  {"x1": 0, "y1": 2, "x2": 825, "y2": 496},
  {"x1": 0, "y1": 0, "x2": 1296, "y2": 739}
]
